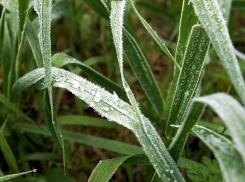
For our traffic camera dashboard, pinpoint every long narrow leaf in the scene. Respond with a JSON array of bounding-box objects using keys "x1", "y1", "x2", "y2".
[
  {"x1": 88, "y1": 156, "x2": 131, "y2": 182},
  {"x1": 192, "y1": 125, "x2": 245, "y2": 182},
  {"x1": 57, "y1": 115, "x2": 121, "y2": 128},
  {"x1": 51, "y1": 53, "x2": 158, "y2": 125},
  {"x1": 194, "y1": 93, "x2": 245, "y2": 164},
  {"x1": 128, "y1": 0, "x2": 179, "y2": 69},
  {"x1": 33, "y1": 0, "x2": 65, "y2": 168},
  {"x1": 15, "y1": 0, "x2": 29, "y2": 80},
  {"x1": 191, "y1": 0, "x2": 245, "y2": 106},
  {"x1": 168, "y1": 102, "x2": 205, "y2": 162},
  {"x1": 0, "y1": 93, "x2": 45, "y2": 131},
  {"x1": 166, "y1": 25, "x2": 210, "y2": 139},
  {"x1": 15, "y1": 123, "x2": 143, "y2": 155},
  {"x1": 0, "y1": 131, "x2": 19, "y2": 173},
  {"x1": 97, "y1": 0, "x2": 164, "y2": 117},
  {"x1": 0, "y1": 169, "x2": 36, "y2": 181},
  {"x1": 110, "y1": 2, "x2": 184, "y2": 180},
  {"x1": 123, "y1": 29, "x2": 164, "y2": 117},
  {"x1": 164, "y1": 0, "x2": 199, "y2": 124}
]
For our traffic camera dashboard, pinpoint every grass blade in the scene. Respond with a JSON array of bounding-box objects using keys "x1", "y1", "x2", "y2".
[
  {"x1": 0, "y1": 93, "x2": 44, "y2": 130},
  {"x1": 0, "y1": 131, "x2": 19, "y2": 173},
  {"x1": 166, "y1": 25, "x2": 210, "y2": 139},
  {"x1": 192, "y1": 125, "x2": 245, "y2": 182},
  {"x1": 191, "y1": 0, "x2": 245, "y2": 106},
  {"x1": 33, "y1": 0, "x2": 65, "y2": 168},
  {"x1": 51, "y1": 53, "x2": 129, "y2": 102},
  {"x1": 89, "y1": 0, "x2": 164, "y2": 117},
  {"x1": 164, "y1": 0, "x2": 199, "y2": 124},
  {"x1": 33, "y1": 0, "x2": 53, "y2": 114},
  {"x1": 15, "y1": 123, "x2": 143, "y2": 155},
  {"x1": 194, "y1": 93, "x2": 245, "y2": 164},
  {"x1": 0, "y1": 169, "x2": 37, "y2": 181},
  {"x1": 128, "y1": 0, "x2": 179, "y2": 69},
  {"x1": 14, "y1": 66, "x2": 185, "y2": 181},
  {"x1": 53, "y1": 67, "x2": 184, "y2": 181},
  {"x1": 57, "y1": 115, "x2": 121, "y2": 128},
  {"x1": 82, "y1": 0, "x2": 108, "y2": 19},
  {"x1": 15, "y1": 0, "x2": 29, "y2": 80},
  {"x1": 216, "y1": 0, "x2": 232, "y2": 20},
  {"x1": 168, "y1": 102, "x2": 205, "y2": 162},
  {"x1": 88, "y1": 156, "x2": 131, "y2": 182},
  {"x1": 123, "y1": 29, "x2": 164, "y2": 117},
  {"x1": 110, "y1": 2, "x2": 184, "y2": 180},
  {"x1": 25, "y1": 19, "x2": 43, "y2": 68}
]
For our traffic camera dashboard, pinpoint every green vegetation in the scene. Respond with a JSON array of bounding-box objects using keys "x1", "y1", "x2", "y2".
[{"x1": 0, "y1": 0, "x2": 245, "y2": 181}]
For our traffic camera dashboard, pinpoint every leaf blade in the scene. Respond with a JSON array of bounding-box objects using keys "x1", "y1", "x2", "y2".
[
  {"x1": 192, "y1": 125, "x2": 245, "y2": 182},
  {"x1": 191, "y1": 0, "x2": 245, "y2": 106}
]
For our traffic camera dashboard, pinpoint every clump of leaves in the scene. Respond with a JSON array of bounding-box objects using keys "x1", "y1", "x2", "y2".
[{"x1": 185, "y1": 156, "x2": 222, "y2": 182}]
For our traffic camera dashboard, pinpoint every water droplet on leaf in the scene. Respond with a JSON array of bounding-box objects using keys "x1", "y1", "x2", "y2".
[{"x1": 94, "y1": 93, "x2": 102, "y2": 102}]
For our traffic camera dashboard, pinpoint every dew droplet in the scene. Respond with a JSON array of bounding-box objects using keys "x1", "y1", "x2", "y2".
[
  {"x1": 170, "y1": 170, "x2": 174, "y2": 174},
  {"x1": 71, "y1": 80, "x2": 79, "y2": 88},
  {"x1": 113, "y1": 91, "x2": 118, "y2": 102},
  {"x1": 60, "y1": 76, "x2": 65, "y2": 83},
  {"x1": 94, "y1": 93, "x2": 101, "y2": 102},
  {"x1": 52, "y1": 121, "x2": 55, "y2": 124},
  {"x1": 125, "y1": 87, "x2": 130, "y2": 93},
  {"x1": 82, "y1": 79, "x2": 87, "y2": 84},
  {"x1": 33, "y1": 169, "x2": 37, "y2": 173},
  {"x1": 80, "y1": 86, "x2": 85, "y2": 91}
]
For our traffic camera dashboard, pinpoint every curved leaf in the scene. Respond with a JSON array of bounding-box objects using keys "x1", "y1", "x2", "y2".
[
  {"x1": 0, "y1": 169, "x2": 36, "y2": 182},
  {"x1": 194, "y1": 93, "x2": 245, "y2": 164},
  {"x1": 192, "y1": 125, "x2": 245, "y2": 182},
  {"x1": 15, "y1": 123, "x2": 143, "y2": 155},
  {"x1": 191, "y1": 0, "x2": 245, "y2": 106},
  {"x1": 164, "y1": 0, "x2": 199, "y2": 125},
  {"x1": 0, "y1": 131, "x2": 19, "y2": 173},
  {"x1": 166, "y1": 25, "x2": 210, "y2": 139},
  {"x1": 88, "y1": 156, "x2": 131, "y2": 182}
]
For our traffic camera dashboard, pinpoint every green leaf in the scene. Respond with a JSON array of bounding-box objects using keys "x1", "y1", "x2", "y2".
[
  {"x1": 168, "y1": 102, "x2": 205, "y2": 162},
  {"x1": 57, "y1": 115, "x2": 121, "y2": 128},
  {"x1": 25, "y1": 19, "x2": 43, "y2": 68},
  {"x1": 128, "y1": 0, "x2": 179, "y2": 69},
  {"x1": 134, "y1": 1, "x2": 173, "y2": 20},
  {"x1": 51, "y1": 53, "x2": 159, "y2": 126},
  {"x1": 83, "y1": 0, "x2": 109, "y2": 19},
  {"x1": 202, "y1": 156, "x2": 221, "y2": 174},
  {"x1": 15, "y1": 123, "x2": 143, "y2": 155},
  {"x1": 19, "y1": 153, "x2": 62, "y2": 163},
  {"x1": 164, "y1": 0, "x2": 199, "y2": 125},
  {"x1": 88, "y1": 156, "x2": 131, "y2": 182},
  {"x1": 0, "y1": 93, "x2": 44, "y2": 130},
  {"x1": 194, "y1": 93, "x2": 245, "y2": 164},
  {"x1": 192, "y1": 125, "x2": 245, "y2": 182},
  {"x1": 185, "y1": 159, "x2": 209, "y2": 181},
  {"x1": 33, "y1": 0, "x2": 66, "y2": 169},
  {"x1": 14, "y1": 66, "x2": 185, "y2": 181},
  {"x1": 51, "y1": 53, "x2": 129, "y2": 103},
  {"x1": 191, "y1": 0, "x2": 245, "y2": 106},
  {"x1": 123, "y1": 29, "x2": 164, "y2": 117},
  {"x1": 15, "y1": 0, "x2": 29, "y2": 79},
  {"x1": 110, "y1": 2, "x2": 184, "y2": 180},
  {"x1": 166, "y1": 25, "x2": 210, "y2": 139},
  {"x1": 0, "y1": 169, "x2": 36, "y2": 181},
  {"x1": 0, "y1": 131, "x2": 19, "y2": 173}
]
